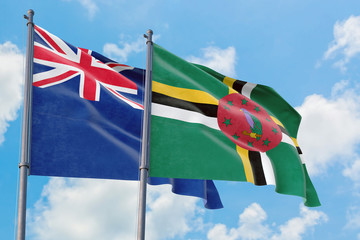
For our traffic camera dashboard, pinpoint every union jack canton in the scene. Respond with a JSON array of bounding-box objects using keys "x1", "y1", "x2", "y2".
[{"x1": 33, "y1": 25, "x2": 143, "y2": 109}]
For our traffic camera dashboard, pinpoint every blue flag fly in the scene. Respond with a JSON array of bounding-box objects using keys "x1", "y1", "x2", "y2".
[{"x1": 30, "y1": 25, "x2": 223, "y2": 209}]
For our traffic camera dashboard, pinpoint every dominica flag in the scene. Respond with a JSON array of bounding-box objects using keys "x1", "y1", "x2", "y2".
[{"x1": 149, "y1": 43, "x2": 320, "y2": 207}]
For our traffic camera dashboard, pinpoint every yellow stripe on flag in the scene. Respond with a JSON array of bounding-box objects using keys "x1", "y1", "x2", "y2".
[
  {"x1": 291, "y1": 137, "x2": 299, "y2": 147},
  {"x1": 222, "y1": 77, "x2": 238, "y2": 94},
  {"x1": 236, "y1": 146, "x2": 254, "y2": 184},
  {"x1": 228, "y1": 86, "x2": 237, "y2": 94},
  {"x1": 152, "y1": 81, "x2": 219, "y2": 105},
  {"x1": 223, "y1": 76, "x2": 236, "y2": 88},
  {"x1": 270, "y1": 116, "x2": 285, "y2": 128}
]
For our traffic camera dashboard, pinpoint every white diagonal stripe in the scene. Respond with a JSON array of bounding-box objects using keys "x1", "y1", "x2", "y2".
[
  {"x1": 100, "y1": 82, "x2": 137, "y2": 95},
  {"x1": 35, "y1": 27, "x2": 79, "y2": 59}
]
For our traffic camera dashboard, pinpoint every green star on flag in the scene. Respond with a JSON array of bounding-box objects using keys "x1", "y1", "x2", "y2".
[
  {"x1": 272, "y1": 127, "x2": 278, "y2": 135},
  {"x1": 223, "y1": 118, "x2": 232, "y2": 127},
  {"x1": 241, "y1": 98, "x2": 248, "y2": 105},
  {"x1": 263, "y1": 138, "x2": 270, "y2": 146},
  {"x1": 232, "y1": 133, "x2": 240, "y2": 140}
]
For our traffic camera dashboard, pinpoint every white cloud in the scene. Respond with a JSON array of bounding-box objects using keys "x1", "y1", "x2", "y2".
[
  {"x1": 208, "y1": 203, "x2": 271, "y2": 240},
  {"x1": 343, "y1": 158, "x2": 360, "y2": 184},
  {"x1": 331, "y1": 79, "x2": 350, "y2": 96},
  {"x1": 207, "y1": 203, "x2": 327, "y2": 240},
  {"x1": 78, "y1": 0, "x2": 98, "y2": 19},
  {"x1": 28, "y1": 178, "x2": 201, "y2": 240},
  {"x1": 103, "y1": 37, "x2": 146, "y2": 63},
  {"x1": 345, "y1": 206, "x2": 360, "y2": 230},
  {"x1": 187, "y1": 46, "x2": 237, "y2": 77},
  {"x1": 208, "y1": 224, "x2": 239, "y2": 240},
  {"x1": 296, "y1": 80, "x2": 360, "y2": 176},
  {"x1": 62, "y1": 0, "x2": 98, "y2": 19},
  {"x1": 323, "y1": 15, "x2": 360, "y2": 71},
  {"x1": 0, "y1": 41, "x2": 24, "y2": 145},
  {"x1": 28, "y1": 178, "x2": 139, "y2": 240},
  {"x1": 235, "y1": 203, "x2": 271, "y2": 240},
  {"x1": 270, "y1": 206, "x2": 328, "y2": 240},
  {"x1": 146, "y1": 184, "x2": 200, "y2": 239}
]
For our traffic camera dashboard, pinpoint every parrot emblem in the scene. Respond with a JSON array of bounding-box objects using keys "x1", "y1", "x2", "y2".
[
  {"x1": 217, "y1": 93, "x2": 282, "y2": 152},
  {"x1": 240, "y1": 108, "x2": 262, "y2": 141}
]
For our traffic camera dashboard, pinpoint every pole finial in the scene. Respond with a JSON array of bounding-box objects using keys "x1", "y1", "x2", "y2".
[
  {"x1": 145, "y1": 29, "x2": 153, "y2": 44},
  {"x1": 28, "y1": 9, "x2": 35, "y2": 15},
  {"x1": 25, "y1": 9, "x2": 35, "y2": 26}
]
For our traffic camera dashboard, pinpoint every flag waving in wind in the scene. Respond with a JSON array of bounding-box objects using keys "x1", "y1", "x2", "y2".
[
  {"x1": 149, "y1": 44, "x2": 320, "y2": 207},
  {"x1": 33, "y1": 25, "x2": 142, "y2": 107},
  {"x1": 30, "y1": 25, "x2": 223, "y2": 209}
]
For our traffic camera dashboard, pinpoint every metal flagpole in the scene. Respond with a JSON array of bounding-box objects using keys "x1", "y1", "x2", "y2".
[
  {"x1": 137, "y1": 29, "x2": 153, "y2": 240},
  {"x1": 17, "y1": 9, "x2": 35, "y2": 240}
]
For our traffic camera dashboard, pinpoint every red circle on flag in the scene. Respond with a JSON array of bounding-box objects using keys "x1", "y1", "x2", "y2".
[{"x1": 217, "y1": 93, "x2": 282, "y2": 152}]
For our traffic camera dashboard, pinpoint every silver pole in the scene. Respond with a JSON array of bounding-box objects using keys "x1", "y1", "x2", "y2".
[
  {"x1": 17, "y1": 9, "x2": 35, "y2": 240},
  {"x1": 137, "y1": 29, "x2": 153, "y2": 240}
]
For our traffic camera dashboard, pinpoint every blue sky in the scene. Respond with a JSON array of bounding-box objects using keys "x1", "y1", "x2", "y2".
[{"x1": 1, "y1": 0, "x2": 360, "y2": 239}]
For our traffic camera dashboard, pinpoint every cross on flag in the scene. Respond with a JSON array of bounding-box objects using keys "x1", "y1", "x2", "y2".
[{"x1": 33, "y1": 25, "x2": 143, "y2": 109}]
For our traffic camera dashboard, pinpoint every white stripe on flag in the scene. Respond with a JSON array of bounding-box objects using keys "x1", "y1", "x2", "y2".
[
  {"x1": 281, "y1": 133, "x2": 295, "y2": 147},
  {"x1": 260, "y1": 152, "x2": 276, "y2": 185},
  {"x1": 299, "y1": 154, "x2": 305, "y2": 164},
  {"x1": 241, "y1": 82, "x2": 257, "y2": 98},
  {"x1": 151, "y1": 103, "x2": 220, "y2": 130}
]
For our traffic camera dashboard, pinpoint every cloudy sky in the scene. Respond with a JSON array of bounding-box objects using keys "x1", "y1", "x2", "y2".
[{"x1": 1, "y1": 1, "x2": 360, "y2": 239}]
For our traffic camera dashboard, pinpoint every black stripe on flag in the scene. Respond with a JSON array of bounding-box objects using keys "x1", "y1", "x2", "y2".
[
  {"x1": 248, "y1": 151, "x2": 267, "y2": 186},
  {"x1": 232, "y1": 80, "x2": 247, "y2": 93},
  {"x1": 297, "y1": 147, "x2": 302, "y2": 155},
  {"x1": 152, "y1": 92, "x2": 218, "y2": 118},
  {"x1": 279, "y1": 125, "x2": 290, "y2": 137}
]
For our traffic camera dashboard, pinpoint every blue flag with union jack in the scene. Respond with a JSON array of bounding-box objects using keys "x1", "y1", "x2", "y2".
[{"x1": 30, "y1": 25, "x2": 223, "y2": 209}]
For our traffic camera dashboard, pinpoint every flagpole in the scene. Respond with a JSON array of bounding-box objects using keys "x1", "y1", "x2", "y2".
[
  {"x1": 137, "y1": 29, "x2": 153, "y2": 240},
  {"x1": 17, "y1": 9, "x2": 35, "y2": 240}
]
